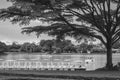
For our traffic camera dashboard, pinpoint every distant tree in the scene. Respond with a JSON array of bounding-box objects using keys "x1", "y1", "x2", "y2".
[
  {"x1": 79, "y1": 42, "x2": 88, "y2": 53},
  {"x1": 20, "y1": 42, "x2": 37, "y2": 52},
  {"x1": 8, "y1": 42, "x2": 21, "y2": 52},
  {"x1": 54, "y1": 47, "x2": 61, "y2": 54},
  {"x1": 11, "y1": 42, "x2": 20, "y2": 49},
  {"x1": 76, "y1": 40, "x2": 95, "y2": 53},
  {"x1": 39, "y1": 39, "x2": 54, "y2": 53},
  {"x1": 30, "y1": 43, "x2": 38, "y2": 52},
  {"x1": 34, "y1": 46, "x2": 42, "y2": 52},
  {"x1": 113, "y1": 41, "x2": 120, "y2": 49},
  {"x1": 0, "y1": 41, "x2": 7, "y2": 53},
  {"x1": 55, "y1": 40, "x2": 74, "y2": 53},
  {"x1": 87, "y1": 42, "x2": 95, "y2": 52},
  {"x1": 63, "y1": 45, "x2": 77, "y2": 53},
  {"x1": 39, "y1": 40, "x2": 46, "y2": 47},
  {"x1": 39, "y1": 39, "x2": 74, "y2": 53},
  {"x1": 20, "y1": 43, "x2": 30, "y2": 52},
  {"x1": 1, "y1": 0, "x2": 120, "y2": 69}
]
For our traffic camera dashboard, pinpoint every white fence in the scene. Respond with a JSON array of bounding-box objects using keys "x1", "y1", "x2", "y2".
[{"x1": 0, "y1": 60, "x2": 84, "y2": 70}]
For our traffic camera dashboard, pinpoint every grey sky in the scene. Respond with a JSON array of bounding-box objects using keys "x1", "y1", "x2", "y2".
[{"x1": 0, "y1": 0, "x2": 54, "y2": 44}]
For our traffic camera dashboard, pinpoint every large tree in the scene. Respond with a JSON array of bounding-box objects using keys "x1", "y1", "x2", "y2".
[{"x1": 1, "y1": 0, "x2": 120, "y2": 69}]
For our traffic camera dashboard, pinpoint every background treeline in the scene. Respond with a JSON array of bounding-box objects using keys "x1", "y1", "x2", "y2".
[{"x1": 0, "y1": 39, "x2": 120, "y2": 54}]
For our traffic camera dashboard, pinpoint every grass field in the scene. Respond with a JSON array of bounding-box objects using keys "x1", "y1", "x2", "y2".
[{"x1": 0, "y1": 70, "x2": 120, "y2": 80}]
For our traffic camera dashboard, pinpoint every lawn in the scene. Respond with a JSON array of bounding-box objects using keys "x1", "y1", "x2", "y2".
[{"x1": 0, "y1": 69, "x2": 120, "y2": 80}]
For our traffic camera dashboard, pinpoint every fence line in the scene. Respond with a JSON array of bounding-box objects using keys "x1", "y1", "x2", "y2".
[{"x1": 0, "y1": 60, "x2": 83, "y2": 69}]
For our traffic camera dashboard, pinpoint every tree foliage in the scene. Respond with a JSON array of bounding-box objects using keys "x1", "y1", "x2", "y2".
[
  {"x1": 39, "y1": 39, "x2": 54, "y2": 53},
  {"x1": 20, "y1": 42, "x2": 37, "y2": 52},
  {"x1": 10, "y1": 42, "x2": 21, "y2": 49},
  {"x1": 39, "y1": 39, "x2": 75, "y2": 53},
  {"x1": 113, "y1": 41, "x2": 120, "y2": 49},
  {"x1": 0, "y1": 41, "x2": 8, "y2": 53}
]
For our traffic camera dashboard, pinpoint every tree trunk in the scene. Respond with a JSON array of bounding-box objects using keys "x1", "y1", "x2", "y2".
[
  {"x1": 106, "y1": 39, "x2": 113, "y2": 70},
  {"x1": 49, "y1": 45, "x2": 53, "y2": 54}
]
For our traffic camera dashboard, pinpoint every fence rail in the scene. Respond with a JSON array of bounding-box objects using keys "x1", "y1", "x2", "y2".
[{"x1": 0, "y1": 60, "x2": 84, "y2": 70}]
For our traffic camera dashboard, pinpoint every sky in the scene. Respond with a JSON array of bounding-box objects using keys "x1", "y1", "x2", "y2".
[{"x1": 0, "y1": 0, "x2": 56, "y2": 45}]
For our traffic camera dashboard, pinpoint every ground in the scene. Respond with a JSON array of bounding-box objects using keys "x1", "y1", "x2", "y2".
[{"x1": 0, "y1": 69, "x2": 120, "y2": 80}]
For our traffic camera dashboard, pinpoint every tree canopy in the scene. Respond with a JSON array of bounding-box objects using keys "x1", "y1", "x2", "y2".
[{"x1": 0, "y1": 0, "x2": 120, "y2": 45}]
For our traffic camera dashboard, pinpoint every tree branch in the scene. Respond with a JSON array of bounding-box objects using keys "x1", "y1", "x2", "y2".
[
  {"x1": 112, "y1": 36, "x2": 120, "y2": 45},
  {"x1": 112, "y1": 4, "x2": 120, "y2": 33},
  {"x1": 0, "y1": 10, "x2": 31, "y2": 17},
  {"x1": 89, "y1": 34, "x2": 106, "y2": 45},
  {"x1": 103, "y1": 1, "x2": 108, "y2": 25}
]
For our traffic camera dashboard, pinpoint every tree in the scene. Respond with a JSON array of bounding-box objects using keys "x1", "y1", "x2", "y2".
[
  {"x1": 63, "y1": 45, "x2": 77, "y2": 53},
  {"x1": 113, "y1": 41, "x2": 120, "y2": 49},
  {"x1": 54, "y1": 40, "x2": 72, "y2": 53},
  {"x1": 8, "y1": 42, "x2": 21, "y2": 52},
  {"x1": 20, "y1": 42, "x2": 30, "y2": 52},
  {"x1": 79, "y1": 42, "x2": 88, "y2": 53},
  {"x1": 1, "y1": 0, "x2": 120, "y2": 69},
  {"x1": 0, "y1": 41, "x2": 7, "y2": 53},
  {"x1": 39, "y1": 39, "x2": 74, "y2": 53},
  {"x1": 20, "y1": 42, "x2": 37, "y2": 52},
  {"x1": 39, "y1": 39, "x2": 54, "y2": 53}
]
